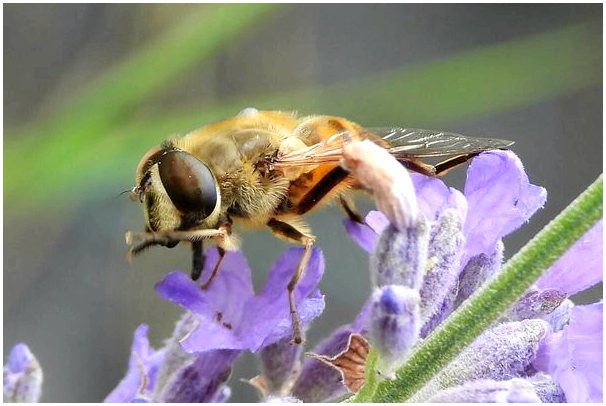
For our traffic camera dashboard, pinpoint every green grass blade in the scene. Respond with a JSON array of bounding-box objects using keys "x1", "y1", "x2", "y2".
[
  {"x1": 4, "y1": 3, "x2": 281, "y2": 198},
  {"x1": 5, "y1": 21, "x2": 601, "y2": 209}
]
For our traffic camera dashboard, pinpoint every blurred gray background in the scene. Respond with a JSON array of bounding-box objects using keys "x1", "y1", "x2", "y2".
[{"x1": 4, "y1": 4, "x2": 602, "y2": 402}]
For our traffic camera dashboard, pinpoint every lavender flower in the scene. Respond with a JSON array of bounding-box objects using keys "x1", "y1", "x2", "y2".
[
  {"x1": 258, "y1": 336, "x2": 302, "y2": 395},
  {"x1": 155, "y1": 247, "x2": 325, "y2": 352},
  {"x1": 290, "y1": 309, "x2": 369, "y2": 403},
  {"x1": 533, "y1": 303, "x2": 603, "y2": 402},
  {"x1": 461, "y1": 150, "x2": 546, "y2": 264},
  {"x1": 105, "y1": 246, "x2": 326, "y2": 402},
  {"x1": 339, "y1": 149, "x2": 601, "y2": 403},
  {"x1": 419, "y1": 208, "x2": 465, "y2": 323},
  {"x1": 367, "y1": 285, "x2": 420, "y2": 377},
  {"x1": 536, "y1": 220, "x2": 603, "y2": 295},
  {"x1": 346, "y1": 151, "x2": 547, "y2": 336},
  {"x1": 104, "y1": 325, "x2": 165, "y2": 402},
  {"x1": 426, "y1": 378, "x2": 542, "y2": 403},
  {"x1": 9, "y1": 144, "x2": 600, "y2": 402},
  {"x1": 410, "y1": 319, "x2": 550, "y2": 401},
  {"x1": 3, "y1": 343, "x2": 43, "y2": 403},
  {"x1": 505, "y1": 288, "x2": 567, "y2": 322},
  {"x1": 527, "y1": 373, "x2": 567, "y2": 403},
  {"x1": 528, "y1": 221, "x2": 603, "y2": 403},
  {"x1": 105, "y1": 316, "x2": 237, "y2": 403},
  {"x1": 291, "y1": 326, "x2": 356, "y2": 402}
]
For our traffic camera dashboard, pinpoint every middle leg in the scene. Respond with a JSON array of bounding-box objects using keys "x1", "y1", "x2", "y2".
[{"x1": 267, "y1": 218, "x2": 316, "y2": 344}]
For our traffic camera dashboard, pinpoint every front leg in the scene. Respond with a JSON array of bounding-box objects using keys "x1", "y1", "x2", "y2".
[
  {"x1": 267, "y1": 218, "x2": 316, "y2": 344},
  {"x1": 125, "y1": 223, "x2": 239, "y2": 288},
  {"x1": 191, "y1": 215, "x2": 233, "y2": 285}
]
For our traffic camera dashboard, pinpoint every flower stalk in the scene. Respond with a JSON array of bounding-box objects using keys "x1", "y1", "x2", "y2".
[{"x1": 353, "y1": 174, "x2": 603, "y2": 402}]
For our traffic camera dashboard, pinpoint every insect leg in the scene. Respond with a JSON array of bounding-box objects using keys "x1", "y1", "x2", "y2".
[
  {"x1": 339, "y1": 194, "x2": 364, "y2": 223},
  {"x1": 126, "y1": 228, "x2": 225, "y2": 245},
  {"x1": 200, "y1": 247, "x2": 226, "y2": 289},
  {"x1": 433, "y1": 153, "x2": 481, "y2": 176},
  {"x1": 399, "y1": 158, "x2": 437, "y2": 176},
  {"x1": 126, "y1": 228, "x2": 226, "y2": 262},
  {"x1": 191, "y1": 240, "x2": 205, "y2": 281},
  {"x1": 400, "y1": 153, "x2": 481, "y2": 177},
  {"x1": 127, "y1": 238, "x2": 172, "y2": 261},
  {"x1": 267, "y1": 218, "x2": 316, "y2": 344}
]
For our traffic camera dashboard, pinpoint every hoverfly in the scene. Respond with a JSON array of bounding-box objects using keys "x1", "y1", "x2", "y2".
[{"x1": 125, "y1": 108, "x2": 513, "y2": 343}]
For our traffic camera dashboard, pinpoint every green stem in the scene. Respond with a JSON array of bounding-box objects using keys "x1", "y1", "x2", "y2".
[{"x1": 353, "y1": 174, "x2": 603, "y2": 402}]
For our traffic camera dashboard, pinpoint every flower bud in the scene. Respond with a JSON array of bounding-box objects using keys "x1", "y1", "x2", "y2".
[
  {"x1": 368, "y1": 285, "x2": 420, "y2": 377},
  {"x1": 370, "y1": 220, "x2": 429, "y2": 289},
  {"x1": 420, "y1": 209, "x2": 464, "y2": 323},
  {"x1": 454, "y1": 241, "x2": 504, "y2": 309},
  {"x1": 157, "y1": 350, "x2": 238, "y2": 402},
  {"x1": 506, "y1": 288, "x2": 566, "y2": 321},
  {"x1": 152, "y1": 314, "x2": 196, "y2": 396},
  {"x1": 527, "y1": 373, "x2": 566, "y2": 403},
  {"x1": 543, "y1": 298, "x2": 573, "y2": 331},
  {"x1": 3, "y1": 343, "x2": 43, "y2": 403},
  {"x1": 291, "y1": 326, "x2": 354, "y2": 402},
  {"x1": 427, "y1": 378, "x2": 541, "y2": 403},
  {"x1": 266, "y1": 394, "x2": 302, "y2": 402},
  {"x1": 259, "y1": 337, "x2": 302, "y2": 395},
  {"x1": 410, "y1": 319, "x2": 549, "y2": 401}
]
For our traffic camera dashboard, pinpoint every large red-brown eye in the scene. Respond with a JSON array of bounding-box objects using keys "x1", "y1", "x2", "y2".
[{"x1": 158, "y1": 150, "x2": 219, "y2": 218}]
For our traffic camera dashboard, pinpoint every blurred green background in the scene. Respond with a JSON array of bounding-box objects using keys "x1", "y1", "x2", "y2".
[{"x1": 4, "y1": 4, "x2": 602, "y2": 402}]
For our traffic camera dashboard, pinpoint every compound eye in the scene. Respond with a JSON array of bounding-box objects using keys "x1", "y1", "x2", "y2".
[{"x1": 158, "y1": 150, "x2": 219, "y2": 218}]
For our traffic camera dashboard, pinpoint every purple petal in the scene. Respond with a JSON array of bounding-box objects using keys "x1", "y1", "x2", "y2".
[
  {"x1": 463, "y1": 151, "x2": 546, "y2": 261},
  {"x1": 178, "y1": 314, "x2": 248, "y2": 353},
  {"x1": 366, "y1": 210, "x2": 390, "y2": 234},
  {"x1": 351, "y1": 299, "x2": 372, "y2": 334},
  {"x1": 177, "y1": 248, "x2": 325, "y2": 353},
  {"x1": 343, "y1": 211, "x2": 390, "y2": 253},
  {"x1": 5, "y1": 343, "x2": 33, "y2": 374},
  {"x1": 343, "y1": 219, "x2": 378, "y2": 253},
  {"x1": 536, "y1": 220, "x2": 603, "y2": 295},
  {"x1": 543, "y1": 298, "x2": 574, "y2": 332},
  {"x1": 260, "y1": 247, "x2": 324, "y2": 299},
  {"x1": 411, "y1": 173, "x2": 467, "y2": 222},
  {"x1": 105, "y1": 325, "x2": 164, "y2": 402},
  {"x1": 245, "y1": 247, "x2": 325, "y2": 349},
  {"x1": 156, "y1": 250, "x2": 259, "y2": 353},
  {"x1": 533, "y1": 303, "x2": 603, "y2": 402},
  {"x1": 3, "y1": 343, "x2": 43, "y2": 403},
  {"x1": 155, "y1": 273, "x2": 207, "y2": 315}
]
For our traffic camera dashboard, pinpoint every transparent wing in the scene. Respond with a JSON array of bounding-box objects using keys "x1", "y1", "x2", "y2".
[
  {"x1": 271, "y1": 127, "x2": 513, "y2": 168},
  {"x1": 374, "y1": 127, "x2": 514, "y2": 158}
]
